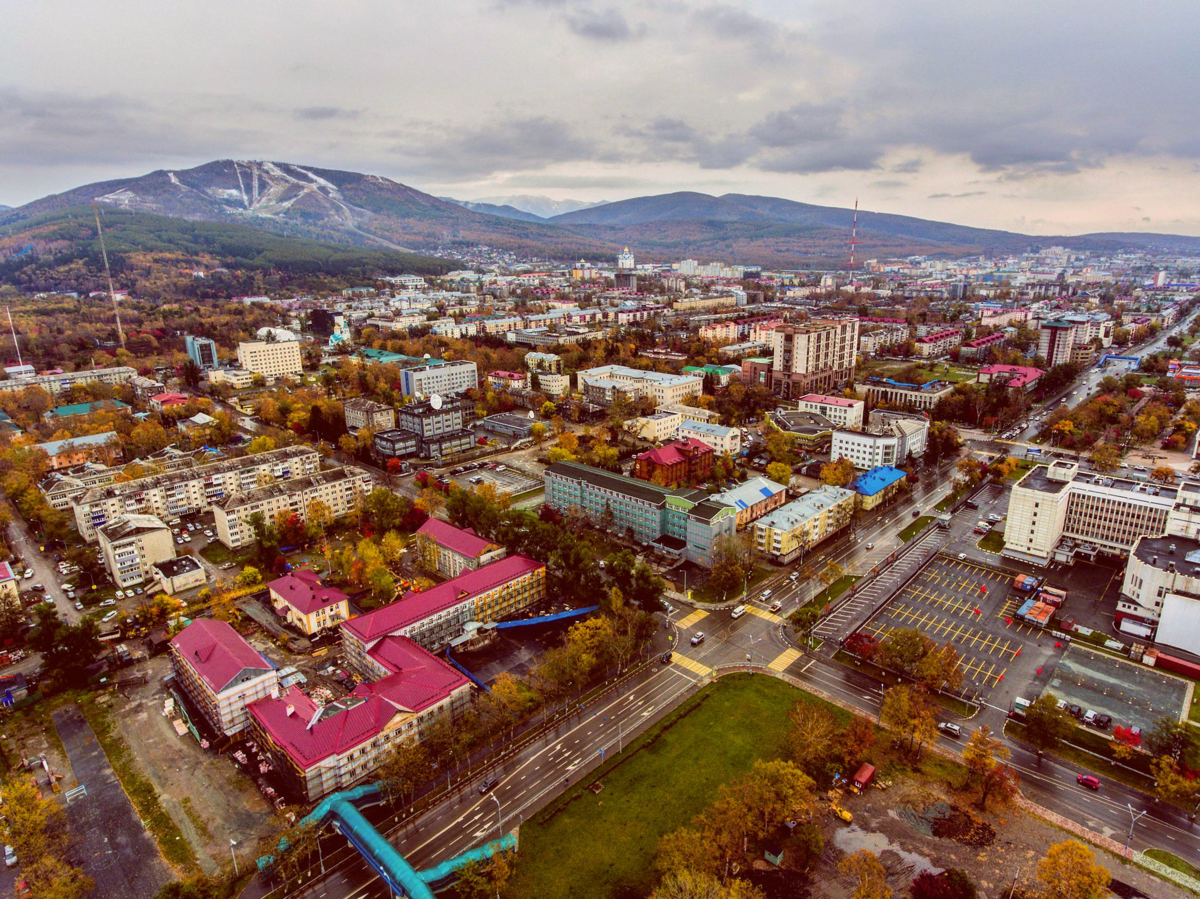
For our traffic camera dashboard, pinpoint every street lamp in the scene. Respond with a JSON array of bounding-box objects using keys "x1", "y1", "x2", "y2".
[
  {"x1": 229, "y1": 838, "x2": 239, "y2": 876},
  {"x1": 1123, "y1": 803, "x2": 1147, "y2": 860},
  {"x1": 490, "y1": 793, "x2": 503, "y2": 840}
]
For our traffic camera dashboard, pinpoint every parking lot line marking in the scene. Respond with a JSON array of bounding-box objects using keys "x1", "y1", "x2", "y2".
[
  {"x1": 768, "y1": 648, "x2": 802, "y2": 672},
  {"x1": 745, "y1": 607, "x2": 783, "y2": 623},
  {"x1": 670, "y1": 653, "x2": 712, "y2": 676},
  {"x1": 676, "y1": 610, "x2": 708, "y2": 630}
]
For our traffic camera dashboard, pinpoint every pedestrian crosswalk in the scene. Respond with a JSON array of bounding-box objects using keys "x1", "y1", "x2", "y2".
[
  {"x1": 768, "y1": 648, "x2": 802, "y2": 672},
  {"x1": 670, "y1": 652, "x2": 713, "y2": 676},
  {"x1": 745, "y1": 606, "x2": 783, "y2": 624},
  {"x1": 675, "y1": 609, "x2": 709, "y2": 630}
]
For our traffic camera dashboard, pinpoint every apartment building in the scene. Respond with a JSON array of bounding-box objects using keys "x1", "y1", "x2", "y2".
[
  {"x1": 770, "y1": 320, "x2": 859, "y2": 399},
  {"x1": 678, "y1": 420, "x2": 741, "y2": 455},
  {"x1": 213, "y1": 467, "x2": 372, "y2": 549},
  {"x1": 342, "y1": 556, "x2": 547, "y2": 668},
  {"x1": 34, "y1": 431, "x2": 121, "y2": 471},
  {"x1": 268, "y1": 569, "x2": 350, "y2": 636},
  {"x1": 710, "y1": 477, "x2": 788, "y2": 530},
  {"x1": 859, "y1": 325, "x2": 909, "y2": 355},
  {"x1": 207, "y1": 368, "x2": 255, "y2": 390},
  {"x1": 754, "y1": 486, "x2": 856, "y2": 563},
  {"x1": 41, "y1": 465, "x2": 120, "y2": 510},
  {"x1": 524, "y1": 352, "x2": 562, "y2": 373},
  {"x1": 913, "y1": 328, "x2": 963, "y2": 359},
  {"x1": 248, "y1": 636, "x2": 469, "y2": 802},
  {"x1": 699, "y1": 322, "x2": 739, "y2": 344},
  {"x1": 171, "y1": 619, "x2": 279, "y2": 738},
  {"x1": 343, "y1": 398, "x2": 396, "y2": 434},
  {"x1": 1037, "y1": 320, "x2": 1081, "y2": 367},
  {"x1": 185, "y1": 336, "x2": 219, "y2": 371},
  {"x1": 852, "y1": 466, "x2": 908, "y2": 512},
  {"x1": 237, "y1": 340, "x2": 304, "y2": 380},
  {"x1": 97, "y1": 514, "x2": 176, "y2": 588},
  {"x1": 795, "y1": 394, "x2": 865, "y2": 430},
  {"x1": 575, "y1": 366, "x2": 703, "y2": 408},
  {"x1": 976, "y1": 364, "x2": 1043, "y2": 392},
  {"x1": 858, "y1": 378, "x2": 955, "y2": 412},
  {"x1": 0, "y1": 366, "x2": 136, "y2": 397},
  {"x1": 73, "y1": 446, "x2": 321, "y2": 541},
  {"x1": 544, "y1": 461, "x2": 736, "y2": 566},
  {"x1": 1002, "y1": 461, "x2": 1177, "y2": 565},
  {"x1": 398, "y1": 359, "x2": 478, "y2": 398},
  {"x1": 958, "y1": 333, "x2": 1008, "y2": 361},
  {"x1": 628, "y1": 411, "x2": 684, "y2": 444},
  {"x1": 415, "y1": 518, "x2": 506, "y2": 579}
]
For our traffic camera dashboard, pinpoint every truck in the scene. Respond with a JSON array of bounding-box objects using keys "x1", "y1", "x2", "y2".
[
  {"x1": 936, "y1": 514, "x2": 952, "y2": 529},
  {"x1": 850, "y1": 763, "x2": 875, "y2": 793}
]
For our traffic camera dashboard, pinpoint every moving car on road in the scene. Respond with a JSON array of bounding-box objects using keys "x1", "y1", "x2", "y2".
[
  {"x1": 690, "y1": 631, "x2": 706, "y2": 646},
  {"x1": 937, "y1": 722, "x2": 962, "y2": 738},
  {"x1": 1076, "y1": 775, "x2": 1100, "y2": 790},
  {"x1": 731, "y1": 605, "x2": 746, "y2": 619}
]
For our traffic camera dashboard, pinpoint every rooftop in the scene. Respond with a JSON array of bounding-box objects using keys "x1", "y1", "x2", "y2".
[
  {"x1": 171, "y1": 619, "x2": 275, "y2": 694},
  {"x1": 1133, "y1": 534, "x2": 1200, "y2": 570},
  {"x1": 547, "y1": 460, "x2": 707, "y2": 506},
  {"x1": 679, "y1": 420, "x2": 737, "y2": 437},
  {"x1": 416, "y1": 518, "x2": 499, "y2": 560},
  {"x1": 852, "y1": 466, "x2": 907, "y2": 496},
  {"x1": 712, "y1": 477, "x2": 786, "y2": 511},
  {"x1": 798, "y1": 394, "x2": 863, "y2": 407},
  {"x1": 756, "y1": 485, "x2": 855, "y2": 530},
  {"x1": 343, "y1": 555, "x2": 544, "y2": 644},
  {"x1": 637, "y1": 438, "x2": 715, "y2": 468},
  {"x1": 268, "y1": 569, "x2": 349, "y2": 615},
  {"x1": 49, "y1": 400, "x2": 130, "y2": 418},
  {"x1": 98, "y1": 513, "x2": 169, "y2": 542},
  {"x1": 153, "y1": 556, "x2": 204, "y2": 579},
  {"x1": 34, "y1": 431, "x2": 119, "y2": 456},
  {"x1": 0, "y1": 562, "x2": 15, "y2": 582},
  {"x1": 217, "y1": 467, "x2": 367, "y2": 512},
  {"x1": 770, "y1": 410, "x2": 835, "y2": 433}
]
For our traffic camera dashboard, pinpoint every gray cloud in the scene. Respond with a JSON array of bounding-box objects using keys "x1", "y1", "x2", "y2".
[
  {"x1": 566, "y1": 7, "x2": 640, "y2": 41},
  {"x1": 928, "y1": 191, "x2": 986, "y2": 199},
  {"x1": 294, "y1": 106, "x2": 360, "y2": 121}
]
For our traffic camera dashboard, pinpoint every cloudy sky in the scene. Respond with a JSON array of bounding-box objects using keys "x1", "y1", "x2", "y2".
[{"x1": 3, "y1": 0, "x2": 1198, "y2": 235}]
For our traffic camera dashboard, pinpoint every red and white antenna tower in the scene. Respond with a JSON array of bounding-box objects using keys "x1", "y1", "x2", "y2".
[{"x1": 848, "y1": 197, "x2": 859, "y2": 284}]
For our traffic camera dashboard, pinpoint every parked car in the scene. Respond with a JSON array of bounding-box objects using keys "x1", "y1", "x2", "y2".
[
  {"x1": 101, "y1": 611, "x2": 117, "y2": 622},
  {"x1": 957, "y1": 553, "x2": 967, "y2": 560},
  {"x1": 29, "y1": 584, "x2": 43, "y2": 593},
  {"x1": 74, "y1": 602, "x2": 83, "y2": 611},
  {"x1": 690, "y1": 631, "x2": 706, "y2": 646},
  {"x1": 115, "y1": 590, "x2": 125, "y2": 598},
  {"x1": 4, "y1": 844, "x2": 16, "y2": 867},
  {"x1": 100, "y1": 599, "x2": 116, "y2": 607},
  {"x1": 1077, "y1": 774, "x2": 1101, "y2": 790},
  {"x1": 937, "y1": 722, "x2": 962, "y2": 739},
  {"x1": 1095, "y1": 714, "x2": 1112, "y2": 729},
  {"x1": 22, "y1": 570, "x2": 32, "y2": 579},
  {"x1": 1068, "y1": 704, "x2": 1083, "y2": 719},
  {"x1": 987, "y1": 513, "x2": 1003, "y2": 523},
  {"x1": 1082, "y1": 710, "x2": 1097, "y2": 726}
]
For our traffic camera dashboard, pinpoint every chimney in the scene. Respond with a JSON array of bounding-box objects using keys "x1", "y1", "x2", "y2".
[
  {"x1": 285, "y1": 704, "x2": 295, "y2": 717},
  {"x1": 269, "y1": 685, "x2": 279, "y2": 700}
]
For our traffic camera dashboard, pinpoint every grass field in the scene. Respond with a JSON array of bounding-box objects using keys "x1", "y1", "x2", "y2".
[
  {"x1": 803, "y1": 574, "x2": 860, "y2": 609},
  {"x1": 1145, "y1": 848, "x2": 1200, "y2": 880},
  {"x1": 977, "y1": 529, "x2": 1005, "y2": 553},
  {"x1": 899, "y1": 516, "x2": 933, "y2": 542},
  {"x1": 692, "y1": 564, "x2": 772, "y2": 603},
  {"x1": 505, "y1": 675, "x2": 836, "y2": 899}
]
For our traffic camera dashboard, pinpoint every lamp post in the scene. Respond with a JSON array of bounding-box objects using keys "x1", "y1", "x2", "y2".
[
  {"x1": 229, "y1": 838, "x2": 239, "y2": 876},
  {"x1": 490, "y1": 793, "x2": 503, "y2": 840},
  {"x1": 1123, "y1": 803, "x2": 1147, "y2": 860}
]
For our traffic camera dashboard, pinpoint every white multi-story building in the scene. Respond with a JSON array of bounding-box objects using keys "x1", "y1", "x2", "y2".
[
  {"x1": 97, "y1": 514, "x2": 176, "y2": 588},
  {"x1": 207, "y1": 368, "x2": 255, "y2": 390},
  {"x1": 795, "y1": 394, "x2": 865, "y2": 430},
  {"x1": 913, "y1": 328, "x2": 962, "y2": 359},
  {"x1": 858, "y1": 379, "x2": 954, "y2": 412},
  {"x1": 0, "y1": 366, "x2": 136, "y2": 397},
  {"x1": 1036, "y1": 321, "x2": 1082, "y2": 367},
  {"x1": 830, "y1": 410, "x2": 927, "y2": 470},
  {"x1": 213, "y1": 467, "x2": 373, "y2": 548},
  {"x1": 237, "y1": 340, "x2": 304, "y2": 380},
  {"x1": 754, "y1": 486, "x2": 856, "y2": 563},
  {"x1": 343, "y1": 398, "x2": 396, "y2": 434},
  {"x1": 678, "y1": 420, "x2": 741, "y2": 456},
  {"x1": 171, "y1": 619, "x2": 279, "y2": 738},
  {"x1": 399, "y1": 359, "x2": 478, "y2": 398},
  {"x1": 576, "y1": 366, "x2": 703, "y2": 408},
  {"x1": 859, "y1": 326, "x2": 909, "y2": 355},
  {"x1": 73, "y1": 447, "x2": 321, "y2": 541}
]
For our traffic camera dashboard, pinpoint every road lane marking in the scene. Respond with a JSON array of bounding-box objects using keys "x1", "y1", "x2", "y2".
[
  {"x1": 670, "y1": 652, "x2": 713, "y2": 676},
  {"x1": 676, "y1": 609, "x2": 709, "y2": 630},
  {"x1": 745, "y1": 606, "x2": 783, "y2": 623}
]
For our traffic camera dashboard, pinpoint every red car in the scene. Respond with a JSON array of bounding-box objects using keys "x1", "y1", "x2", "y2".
[{"x1": 1077, "y1": 774, "x2": 1100, "y2": 790}]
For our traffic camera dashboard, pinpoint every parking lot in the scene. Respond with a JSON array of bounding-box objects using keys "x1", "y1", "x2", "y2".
[
  {"x1": 446, "y1": 462, "x2": 542, "y2": 496},
  {"x1": 1043, "y1": 645, "x2": 1192, "y2": 733},
  {"x1": 859, "y1": 553, "x2": 1036, "y2": 698}
]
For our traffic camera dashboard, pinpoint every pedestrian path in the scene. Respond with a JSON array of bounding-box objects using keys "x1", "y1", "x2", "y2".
[
  {"x1": 675, "y1": 609, "x2": 708, "y2": 630},
  {"x1": 768, "y1": 648, "x2": 802, "y2": 672},
  {"x1": 670, "y1": 652, "x2": 713, "y2": 676},
  {"x1": 745, "y1": 606, "x2": 783, "y2": 624}
]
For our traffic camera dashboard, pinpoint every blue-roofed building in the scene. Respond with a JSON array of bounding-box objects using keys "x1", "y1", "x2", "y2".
[
  {"x1": 851, "y1": 466, "x2": 908, "y2": 511},
  {"x1": 34, "y1": 430, "x2": 122, "y2": 470},
  {"x1": 711, "y1": 476, "x2": 788, "y2": 530}
]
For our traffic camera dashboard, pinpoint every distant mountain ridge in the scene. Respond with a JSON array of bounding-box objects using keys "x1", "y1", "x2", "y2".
[
  {"x1": 475, "y1": 195, "x2": 606, "y2": 218},
  {"x1": 3, "y1": 161, "x2": 1199, "y2": 270}
]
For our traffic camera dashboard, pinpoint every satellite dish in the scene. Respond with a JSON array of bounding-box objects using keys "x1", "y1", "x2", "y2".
[
  {"x1": 423, "y1": 353, "x2": 431, "y2": 359},
  {"x1": 430, "y1": 394, "x2": 443, "y2": 410},
  {"x1": 528, "y1": 410, "x2": 535, "y2": 419}
]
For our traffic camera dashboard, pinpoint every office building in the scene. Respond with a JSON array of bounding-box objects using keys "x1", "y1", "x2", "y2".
[
  {"x1": 73, "y1": 446, "x2": 321, "y2": 541},
  {"x1": 754, "y1": 486, "x2": 856, "y2": 563},
  {"x1": 213, "y1": 467, "x2": 372, "y2": 549},
  {"x1": 768, "y1": 410, "x2": 835, "y2": 453},
  {"x1": 575, "y1": 366, "x2": 703, "y2": 408},
  {"x1": 237, "y1": 340, "x2": 304, "y2": 380},
  {"x1": 171, "y1": 619, "x2": 279, "y2": 738},
  {"x1": 371, "y1": 396, "x2": 476, "y2": 461},
  {"x1": 795, "y1": 394, "x2": 865, "y2": 430},
  {"x1": 770, "y1": 320, "x2": 859, "y2": 398},
  {"x1": 415, "y1": 518, "x2": 506, "y2": 579},
  {"x1": 831, "y1": 410, "x2": 928, "y2": 470},
  {"x1": 858, "y1": 378, "x2": 954, "y2": 412},
  {"x1": 343, "y1": 398, "x2": 396, "y2": 434},
  {"x1": 185, "y1": 336, "x2": 219, "y2": 371},
  {"x1": 544, "y1": 461, "x2": 736, "y2": 566},
  {"x1": 207, "y1": 368, "x2": 255, "y2": 390},
  {"x1": 398, "y1": 359, "x2": 478, "y2": 398},
  {"x1": 97, "y1": 514, "x2": 176, "y2": 588}
]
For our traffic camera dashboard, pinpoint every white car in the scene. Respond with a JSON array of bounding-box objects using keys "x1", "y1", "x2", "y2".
[
  {"x1": 115, "y1": 590, "x2": 125, "y2": 598},
  {"x1": 731, "y1": 605, "x2": 746, "y2": 619},
  {"x1": 100, "y1": 599, "x2": 116, "y2": 607},
  {"x1": 59, "y1": 583, "x2": 73, "y2": 592},
  {"x1": 101, "y1": 611, "x2": 117, "y2": 623},
  {"x1": 22, "y1": 570, "x2": 32, "y2": 579}
]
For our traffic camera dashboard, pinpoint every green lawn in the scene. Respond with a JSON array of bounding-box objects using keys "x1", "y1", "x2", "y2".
[
  {"x1": 506, "y1": 675, "x2": 839, "y2": 899},
  {"x1": 977, "y1": 528, "x2": 1005, "y2": 553},
  {"x1": 1006, "y1": 460, "x2": 1036, "y2": 480},
  {"x1": 691, "y1": 565, "x2": 772, "y2": 603},
  {"x1": 199, "y1": 542, "x2": 252, "y2": 567},
  {"x1": 801, "y1": 574, "x2": 860, "y2": 609},
  {"x1": 1145, "y1": 848, "x2": 1200, "y2": 880},
  {"x1": 898, "y1": 516, "x2": 933, "y2": 542}
]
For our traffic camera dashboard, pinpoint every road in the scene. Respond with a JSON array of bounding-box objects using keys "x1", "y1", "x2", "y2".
[{"x1": 4, "y1": 505, "x2": 81, "y2": 626}]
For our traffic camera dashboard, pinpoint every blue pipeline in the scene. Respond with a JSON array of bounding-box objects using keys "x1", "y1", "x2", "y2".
[
  {"x1": 257, "y1": 783, "x2": 516, "y2": 897},
  {"x1": 444, "y1": 649, "x2": 490, "y2": 692},
  {"x1": 492, "y1": 605, "x2": 599, "y2": 629}
]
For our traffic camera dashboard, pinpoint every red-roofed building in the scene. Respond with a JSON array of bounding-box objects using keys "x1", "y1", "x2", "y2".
[
  {"x1": 248, "y1": 634, "x2": 470, "y2": 801},
  {"x1": 796, "y1": 394, "x2": 865, "y2": 430},
  {"x1": 170, "y1": 619, "x2": 279, "y2": 737},
  {"x1": 632, "y1": 438, "x2": 715, "y2": 487},
  {"x1": 913, "y1": 329, "x2": 962, "y2": 359},
  {"x1": 487, "y1": 370, "x2": 527, "y2": 391},
  {"x1": 976, "y1": 364, "x2": 1044, "y2": 393},
  {"x1": 342, "y1": 555, "x2": 546, "y2": 677},
  {"x1": 0, "y1": 561, "x2": 18, "y2": 609},
  {"x1": 149, "y1": 392, "x2": 190, "y2": 413},
  {"x1": 414, "y1": 518, "x2": 506, "y2": 578},
  {"x1": 268, "y1": 569, "x2": 350, "y2": 636}
]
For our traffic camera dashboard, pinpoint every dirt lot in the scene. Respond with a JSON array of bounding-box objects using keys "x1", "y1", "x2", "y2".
[
  {"x1": 117, "y1": 653, "x2": 277, "y2": 873},
  {"x1": 746, "y1": 779, "x2": 1186, "y2": 899}
]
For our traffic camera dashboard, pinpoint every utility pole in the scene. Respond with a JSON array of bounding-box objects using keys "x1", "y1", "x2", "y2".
[{"x1": 93, "y1": 204, "x2": 126, "y2": 351}]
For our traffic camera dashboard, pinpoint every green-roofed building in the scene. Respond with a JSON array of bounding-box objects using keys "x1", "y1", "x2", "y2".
[{"x1": 47, "y1": 400, "x2": 130, "y2": 419}]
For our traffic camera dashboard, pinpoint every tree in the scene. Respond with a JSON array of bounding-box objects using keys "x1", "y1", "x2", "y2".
[
  {"x1": 376, "y1": 739, "x2": 432, "y2": 805},
  {"x1": 247, "y1": 435, "x2": 277, "y2": 454},
  {"x1": 27, "y1": 608, "x2": 101, "y2": 689},
  {"x1": 911, "y1": 869, "x2": 976, "y2": 899},
  {"x1": 305, "y1": 498, "x2": 333, "y2": 540},
  {"x1": 820, "y1": 457, "x2": 856, "y2": 487},
  {"x1": 1035, "y1": 840, "x2": 1110, "y2": 899},
  {"x1": 236, "y1": 565, "x2": 263, "y2": 587},
  {"x1": 1151, "y1": 465, "x2": 1177, "y2": 484},
  {"x1": 653, "y1": 870, "x2": 765, "y2": 899},
  {"x1": 838, "y1": 849, "x2": 892, "y2": 899},
  {"x1": 452, "y1": 850, "x2": 515, "y2": 899},
  {"x1": 1024, "y1": 693, "x2": 1072, "y2": 754},
  {"x1": 415, "y1": 486, "x2": 447, "y2": 517},
  {"x1": 0, "y1": 774, "x2": 68, "y2": 865},
  {"x1": 788, "y1": 702, "x2": 837, "y2": 772},
  {"x1": 764, "y1": 461, "x2": 792, "y2": 487},
  {"x1": 1145, "y1": 714, "x2": 1196, "y2": 765},
  {"x1": 877, "y1": 627, "x2": 934, "y2": 676},
  {"x1": 962, "y1": 725, "x2": 1018, "y2": 810},
  {"x1": 363, "y1": 487, "x2": 409, "y2": 533},
  {"x1": 1088, "y1": 443, "x2": 1122, "y2": 473},
  {"x1": 1150, "y1": 756, "x2": 1199, "y2": 805},
  {"x1": 837, "y1": 717, "x2": 877, "y2": 768}
]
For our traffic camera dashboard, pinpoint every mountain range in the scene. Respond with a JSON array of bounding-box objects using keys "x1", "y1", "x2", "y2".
[{"x1": 3, "y1": 160, "x2": 1200, "y2": 275}]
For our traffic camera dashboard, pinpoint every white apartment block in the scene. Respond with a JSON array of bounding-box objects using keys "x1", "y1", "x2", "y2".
[
  {"x1": 830, "y1": 430, "x2": 900, "y2": 469},
  {"x1": 98, "y1": 514, "x2": 176, "y2": 588},
  {"x1": 629, "y1": 412, "x2": 683, "y2": 443},
  {"x1": 1036, "y1": 321, "x2": 1081, "y2": 368},
  {"x1": 0, "y1": 366, "x2": 136, "y2": 397},
  {"x1": 913, "y1": 329, "x2": 962, "y2": 359},
  {"x1": 699, "y1": 322, "x2": 739, "y2": 344},
  {"x1": 859, "y1": 326, "x2": 909, "y2": 355},
  {"x1": 576, "y1": 366, "x2": 703, "y2": 408},
  {"x1": 237, "y1": 340, "x2": 304, "y2": 379},
  {"x1": 796, "y1": 394, "x2": 865, "y2": 430},
  {"x1": 530, "y1": 370, "x2": 568, "y2": 397},
  {"x1": 399, "y1": 359, "x2": 478, "y2": 398},
  {"x1": 207, "y1": 368, "x2": 255, "y2": 390},
  {"x1": 214, "y1": 467, "x2": 372, "y2": 548},
  {"x1": 73, "y1": 447, "x2": 321, "y2": 541},
  {"x1": 679, "y1": 420, "x2": 741, "y2": 455}
]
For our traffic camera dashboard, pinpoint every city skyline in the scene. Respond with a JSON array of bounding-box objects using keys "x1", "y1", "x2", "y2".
[{"x1": 3, "y1": 1, "x2": 1199, "y2": 236}]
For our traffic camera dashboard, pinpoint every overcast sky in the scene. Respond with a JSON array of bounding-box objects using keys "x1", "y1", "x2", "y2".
[{"x1": 3, "y1": 1, "x2": 1198, "y2": 235}]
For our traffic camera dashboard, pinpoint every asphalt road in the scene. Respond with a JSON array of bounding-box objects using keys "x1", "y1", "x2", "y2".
[{"x1": 4, "y1": 506, "x2": 81, "y2": 626}]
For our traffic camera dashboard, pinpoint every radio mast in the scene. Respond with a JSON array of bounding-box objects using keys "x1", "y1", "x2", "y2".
[
  {"x1": 93, "y1": 204, "x2": 126, "y2": 351},
  {"x1": 848, "y1": 197, "x2": 859, "y2": 285}
]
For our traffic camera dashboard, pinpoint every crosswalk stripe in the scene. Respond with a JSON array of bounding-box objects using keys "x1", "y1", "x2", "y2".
[
  {"x1": 670, "y1": 652, "x2": 712, "y2": 676},
  {"x1": 768, "y1": 648, "x2": 802, "y2": 672},
  {"x1": 676, "y1": 609, "x2": 708, "y2": 630},
  {"x1": 745, "y1": 606, "x2": 783, "y2": 623}
]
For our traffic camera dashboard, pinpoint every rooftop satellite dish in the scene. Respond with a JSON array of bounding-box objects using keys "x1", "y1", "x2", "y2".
[
  {"x1": 528, "y1": 410, "x2": 535, "y2": 419},
  {"x1": 430, "y1": 394, "x2": 443, "y2": 410}
]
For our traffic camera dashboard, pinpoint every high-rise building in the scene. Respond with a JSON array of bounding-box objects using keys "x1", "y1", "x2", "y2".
[
  {"x1": 1036, "y1": 320, "x2": 1080, "y2": 368},
  {"x1": 770, "y1": 320, "x2": 859, "y2": 398},
  {"x1": 237, "y1": 340, "x2": 304, "y2": 380},
  {"x1": 185, "y1": 336, "x2": 219, "y2": 371}
]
